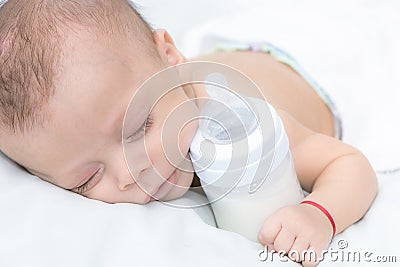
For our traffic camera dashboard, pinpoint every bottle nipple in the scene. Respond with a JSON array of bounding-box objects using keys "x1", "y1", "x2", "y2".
[{"x1": 202, "y1": 73, "x2": 258, "y2": 143}]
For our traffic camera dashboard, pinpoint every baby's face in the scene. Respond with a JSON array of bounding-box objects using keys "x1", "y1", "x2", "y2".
[{"x1": 1, "y1": 29, "x2": 202, "y2": 204}]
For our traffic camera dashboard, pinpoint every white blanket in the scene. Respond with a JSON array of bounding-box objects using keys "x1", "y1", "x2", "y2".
[
  {"x1": 0, "y1": 151, "x2": 399, "y2": 266},
  {"x1": 1, "y1": 1, "x2": 399, "y2": 266}
]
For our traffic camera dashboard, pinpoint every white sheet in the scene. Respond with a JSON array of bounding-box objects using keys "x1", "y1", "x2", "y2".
[
  {"x1": 1, "y1": 1, "x2": 399, "y2": 266},
  {"x1": 1, "y1": 152, "x2": 399, "y2": 267}
]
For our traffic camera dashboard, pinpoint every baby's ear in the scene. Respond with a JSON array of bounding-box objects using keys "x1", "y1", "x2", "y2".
[{"x1": 152, "y1": 29, "x2": 185, "y2": 66}]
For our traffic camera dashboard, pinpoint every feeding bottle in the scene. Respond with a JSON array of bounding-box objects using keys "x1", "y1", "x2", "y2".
[{"x1": 189, "y1": 73, "x2": 304, "y2": 242}]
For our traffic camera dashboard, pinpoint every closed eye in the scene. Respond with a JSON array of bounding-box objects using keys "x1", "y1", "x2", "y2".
[
  {"x1": 125, "y1": 114, "x2": 153, "y2": 142},
  {"x1": 72, "y1": 167, "x2": 104, "y2": 194}
]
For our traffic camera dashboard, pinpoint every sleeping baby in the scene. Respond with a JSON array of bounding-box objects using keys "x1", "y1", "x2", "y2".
[{"x1": 0, "y1": 0, "x2": 377, "y2": 266}]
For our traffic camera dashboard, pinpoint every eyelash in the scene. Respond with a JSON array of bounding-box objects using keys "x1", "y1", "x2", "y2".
[
  {"x1": 74, "y1": 115, "x2": 154, "y2": 194},
  {"x1": 74, "y1": 168, "x2": 103, "y2": 194},
  {"x1": 126, "y1": 114, "x2": 154, "y2": 142},
  {"x1": 143, "y1": 115, "x2": 154, "y2": 132},
  {"x1": 73, "y1": 117, "x2": 154, "y2": 194}
]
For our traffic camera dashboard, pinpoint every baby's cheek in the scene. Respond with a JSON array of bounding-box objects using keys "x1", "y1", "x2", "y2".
[
  {"x1": 163, "y1": 170, "x2": 194, "y2": 201},
  {"x1": 144, "y1": 130, "x2": 167, "y2": 166}
]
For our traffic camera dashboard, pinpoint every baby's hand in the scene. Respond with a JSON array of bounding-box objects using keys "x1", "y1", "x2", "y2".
[{"x1": 258, "y1": 204, "x2": 333, "y2": 267}]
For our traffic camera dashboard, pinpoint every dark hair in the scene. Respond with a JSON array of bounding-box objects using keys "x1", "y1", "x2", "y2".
[{"x1": 0, "y1": 0, "x2": 155, "y2": 134}]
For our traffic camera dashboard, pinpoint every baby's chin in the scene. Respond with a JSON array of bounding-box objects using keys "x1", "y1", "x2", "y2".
[{"x1": 159, "y1": 170, "x2": 194, "y2": 202}]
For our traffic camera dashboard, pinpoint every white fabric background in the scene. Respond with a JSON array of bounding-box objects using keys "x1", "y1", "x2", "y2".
[{"x1": 1, "y1": 1, "x2": 399, "y2": 266}]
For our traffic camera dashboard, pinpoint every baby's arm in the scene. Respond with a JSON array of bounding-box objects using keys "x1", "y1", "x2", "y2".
[{"x1": 258, "y1": 109, "x2": 378, "y2": 267}]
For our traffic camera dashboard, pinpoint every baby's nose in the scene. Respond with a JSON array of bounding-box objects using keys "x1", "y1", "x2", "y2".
[{"x1": 116, "y1": 168, "x2": 137, "y2": 191}]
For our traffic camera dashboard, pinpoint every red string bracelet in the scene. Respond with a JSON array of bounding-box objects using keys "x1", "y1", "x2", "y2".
[{"x1": 300, "y1": 200, "x2": 336, "y2": 237}]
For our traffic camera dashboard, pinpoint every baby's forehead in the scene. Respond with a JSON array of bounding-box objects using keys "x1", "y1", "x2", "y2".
[{"x1": 51, "y1": 40, "x2": 152, "y2": 126}]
